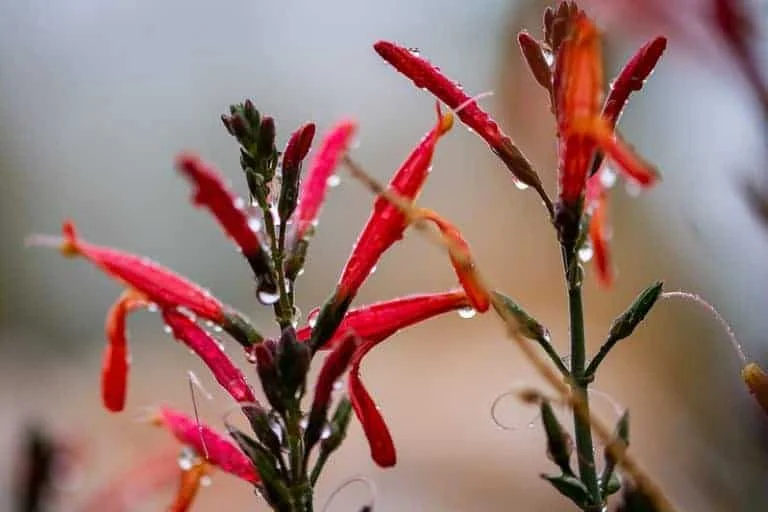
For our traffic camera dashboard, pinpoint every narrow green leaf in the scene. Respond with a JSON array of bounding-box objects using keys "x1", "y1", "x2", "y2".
[
  {"x1": 540, "y1": 400, "x2": 574, "y2": 476},
  {"x1": 541, "y1": 474, "x2": 591, "y2": 507}
]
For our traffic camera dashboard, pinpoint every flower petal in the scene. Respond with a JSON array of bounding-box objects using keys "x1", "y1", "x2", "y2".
[
  {"x1": 297, "y1": 290, "x2": 470, "y2": 350},
  {"x1": 162, "y1": 309, "x2": 257, "y2": 405},
  {"x1": 102, "y1": 291, "x2": 147, "y2": 412},
  {"x1": 60, "y1": 221, "x2": 225, "y2": 322},
  {"x1": 348, "y1": 338, "x2": 396, "y2": 467},
  {"x1": 337, "y1": 106, "x2": 452, "y2": 299},
  {"x1": 293, "y1": 120, "x2": 357, "y2": 240},
  {"x1": 374, "y1": 41, "x2": 540, "y2": 189},
  {"x1": 417, "y1": 209, "x2": 490, "y2": 312},
  {"x1": 155, "y1": 407, "x2": 259, "y2": 484},
  {"x1": 169, "y1": 459, "x2": 210, "y2": 512}
]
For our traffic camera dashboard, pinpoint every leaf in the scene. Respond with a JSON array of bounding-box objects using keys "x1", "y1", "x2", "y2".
[
  {"x1": 492, "y1": 291, "x2": 550, "y2": 342},
  {"x1": 540, "y1": 400, "x2": 573, "y2": 475},
  {"x1": 541, "y1": 474, "x2": 591, "y2": 508}
]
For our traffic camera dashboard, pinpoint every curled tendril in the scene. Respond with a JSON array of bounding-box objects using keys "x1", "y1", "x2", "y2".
[
  {"x1": 661, "y1": 291, "x2": 747, "y2": 365},
  {"x1": 321, "y1": 475, "x2": 377, "y2": 512},
  {"x1": 490, "y1": 385, "x2": 561, "y2": 431}
]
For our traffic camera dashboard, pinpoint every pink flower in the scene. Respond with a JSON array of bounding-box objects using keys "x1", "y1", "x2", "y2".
[
  {"x1": 154, "y1": 407, "x2": 259, "y2": 484},
  {"x1": 162, "y1": 309, "x2": 257, "y2": 405}
]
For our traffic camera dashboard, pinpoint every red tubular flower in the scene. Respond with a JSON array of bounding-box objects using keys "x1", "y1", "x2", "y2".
[
  {"x1": 155, "y1": 406, "x2": 259, "y2": 484},
  {"x1": 58, "y1": 221, "x2": 225, "y2": 322},
  {"x1": 162, "y1": 309, "x2": 256, "y2": 405},
  {"x1": 282, "y1": 123, "x2": 316, "y2": 172},
  {"x1": 602, "y1": 36, "x2": 667, "y2": 128},
  {"x1": 586, "y1": 175, "x2": 613, "y2": 287},
  {"x1": 373, "y1": 41, "x2": 540, "y2": 189},
  {"x1": 348, "y1": 337, "x2": 396, "y2": 467},
  {"x1": 102, "y1": 291, "x2": 147, "y2": 412},
  {"x1": 554, "y1": 15, "x2": 659, "y2": 209},
  {"x1": 337, "y1": 107, "x2": 453, "y2": 300},
  {"x1": 297, "y1": 289, "x2": 470, "y2": 350},
  {"x1": 416, "y1": 208, "x2": 490, "y2": 312},
  {"x1": 311, "y1": 333, "x2": 359, "y2": 414},
  {"x1": 176, "y1": 152, "x2": 264, "y2": 258},
  {"x1": 293, "y1": 120, "x2": 357, "y2": 240}
]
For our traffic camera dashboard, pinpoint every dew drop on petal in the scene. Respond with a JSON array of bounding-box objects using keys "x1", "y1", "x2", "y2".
[
  {"x1": 369, "y1": 265, "x2": 377, "y2": 275},
  {"x1": 578, "y1": 244, "x2": 594, "y2": 263},
  {"x1": 163, "y1": 325, "x2": 173, "y2": 335},
  {"x1": 327, "y1": 175, "x2": 341, "y2": 188},
  {"x1": 307, "y1": 308, "x2": 320, "y2": 328},
  {"x1": 248, "y1": 217, "x2": 262, "y2": 232},
  {"x1": 233, "y1": 197, "x2": 246, "y2": 210},
  {"x1": 333, "y1": 379, "x2": 344, "y2": 391},
  {"x1": 407, "y1": 47, "x2": 421, "y2": 57},
  {"x1": 599, "y1": 166, "x2": 617, "y2": 189},
  {"x1": 147, "y1": 303, "x2": 159, "y2": 313},
  {"x1": 457, "y1": 307, "x2": 477, "y2": 319}
]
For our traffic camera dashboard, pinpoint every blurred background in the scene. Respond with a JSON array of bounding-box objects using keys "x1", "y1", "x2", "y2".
[{"x1": 0, "y1": 0, "x2": 766, "y2": 510}]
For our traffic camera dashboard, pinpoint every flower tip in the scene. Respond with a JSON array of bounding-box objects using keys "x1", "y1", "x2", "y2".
[
  {"x1": 60, "y1": 220, "x2": 81, "y2": 256},
  {"x1": 743, "y1": 362, "x2": 768, "y2": 414}
]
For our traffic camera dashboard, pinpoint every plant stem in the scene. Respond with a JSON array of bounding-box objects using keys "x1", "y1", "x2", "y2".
[{"x1": 567, "y1": 281, "x2": 601, "y2": 509}]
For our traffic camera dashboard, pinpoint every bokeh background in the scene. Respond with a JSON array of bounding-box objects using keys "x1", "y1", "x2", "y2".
[{"x1": 0, "y1": 0, "x2": 766, "y2": 510}]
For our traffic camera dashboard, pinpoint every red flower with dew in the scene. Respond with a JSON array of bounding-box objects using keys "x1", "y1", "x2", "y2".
[
  {"x1": 162, "y1": 309, "x2": 257, "y2": 405},
  {"x1": 102, "y1": 290, "x2": 148, "y2": 412},
  {"x1": 299, "y1": 290, "x2": 470, "y2": 466},
  {"x1": 336, "y1": 105, "x2": 453, "y2": 301},
  {"x1": 297, "y1": 289, "x2": 470, "y2": 350},
  {"x1": 154, "y1": 406, "x2": 259, "y2": 484},
  {"x1": 292, "y1": 120, "x2": 357, "y2": 241},
  {"x1": 373, "y1": 41, "x2": 544, "y2": 193}
]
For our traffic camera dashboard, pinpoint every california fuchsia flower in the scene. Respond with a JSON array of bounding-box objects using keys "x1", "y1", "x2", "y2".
[
  {"x1": 154, "y1": 407, "x2": 259, "y2": 484},
  {"x1": 162, "y1": 309, "x2": 256, "y2": 405},
  {"x1": 337, "y1": 107, "x2": 453, "y2": 301},
  {"x1": 349, "y1": 337, "x2": 397, "y2": 467},
  {"x1": 56, "y1": 221, "x2": 226, "y2": 322},
  {"x1": 297, "y1": 289, "x2": 470, "y2": 350},
  {"x1": 374, "y1": 41, "x2": 543, "y2": 192},
  {"x1": 554, "y1": 14, "x2": 659, "y2": 209},
  {"x1": 176, "y1": 153, "x2": 274, "y2": 283},
  {"x1": 279, "y1": 123, "x2": 317, "y2": 222},
  {"x1": 102, "y1": 291, "x2": 147, "y2": 412},
  {"x1": 293, "y1": 120, "x2": 357, "y2": 241}
]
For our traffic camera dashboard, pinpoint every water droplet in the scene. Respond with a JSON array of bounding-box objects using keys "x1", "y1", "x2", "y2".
[
  {"x1": 212, "y1": 324, "x2": 223, "y2": 333},
  {"x1": 246, "y1": 350, "x2": 258, "y2": 364},
  {"x1": 178, "y1": 447, "x2": 196, "y2": 471},
  {"x1": 513, "y1": 179, "x2": 529, "y2": 190},
  {"x1": 333, "y1": 379, "x2": 344, "y2": 391},
  {"x1": 369, "y1": 265, "x2": 377, "y2": 275},
  {"x1": 248, "y1": 217, "x2": 262, "y2": 232},
  {"x1": 163, "y1": 325, "x2": 173, "y2": 335},
  {"x1": 234, "y1": 197, "x2": 246, "y2": 210},
  {"x1": 543, "y1": 50, "x2": 554, "y2": 66},
  {"x1": 407, "y1": 47, "x2": 421, "y2": 57},
  {"x1": 578, "y1": 244, "x2": 594, "y2": 263},
  {"x1": 599, "y1": 166, "x2": 617, "y2": 189},
  {"x1": 147, "y1": 303, "x2": 159, "y2": 313},
  {"x1": 299, "y1": 416, "x2": 309, "y2": 430},
  {"x1": 200, "y1": 475, "x2": 212, "y2": 487},
  {"x1": 307, "y1": 308, "x2": 320, "y2": 328},
  {"x1": 457, "y1": 307, "x2": 477, "y2": 319},
  {"x1": 257, "y1": 289, "x2": 280, "y2": 305},
  {"x1": 320, "y1": 423, "x2": 332, "y2": 440},
  {"x1": 297, "y1": 268, "x2": 305, "y2": 277},
  {"x1": 327, "y1": 174, "x2": 341, "y2": 188}
]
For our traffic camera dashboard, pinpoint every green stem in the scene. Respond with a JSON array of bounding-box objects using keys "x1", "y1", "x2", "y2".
[
  {"x1": 567, "y1": 282, "x2": 601, "y2": 509},
  {"x1": 261, "y1": 203, "x2": 292, "y2": 328},
  {"x1": 310, "y1": 450, "x2": 330, "y2": 486}
]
